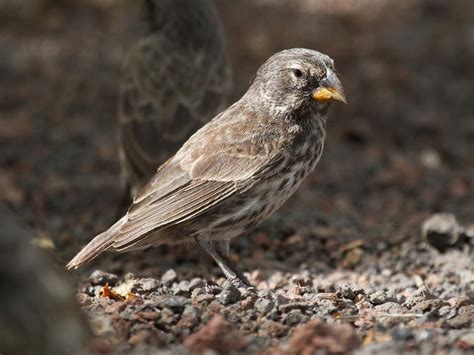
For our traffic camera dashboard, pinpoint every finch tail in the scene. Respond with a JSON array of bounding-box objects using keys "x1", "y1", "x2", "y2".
[{"x1": 66, "y1": 216, "x2": 127, "y2": 270}]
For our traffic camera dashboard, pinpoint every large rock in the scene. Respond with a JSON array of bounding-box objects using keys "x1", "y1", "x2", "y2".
[{"x1": 0, "y1": 204, "x2": 89, "y2": 355}]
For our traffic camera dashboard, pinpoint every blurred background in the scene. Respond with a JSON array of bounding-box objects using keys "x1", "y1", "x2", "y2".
[
  {"x1": 0, "y1": 0, "x2": 473, "y2": 353},
  {"x1": 1, "y1": 0, "x2": 471, "y2": 261}
]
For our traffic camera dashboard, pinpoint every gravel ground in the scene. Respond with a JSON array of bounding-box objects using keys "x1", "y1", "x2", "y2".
[{"x1": 0, "y1": 0, "x2": 473, "y2": 354}]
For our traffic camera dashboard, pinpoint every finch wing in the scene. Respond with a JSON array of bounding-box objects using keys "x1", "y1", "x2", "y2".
[{"x1": 112, "y1": 149, "x2": 279, "y2": 250}]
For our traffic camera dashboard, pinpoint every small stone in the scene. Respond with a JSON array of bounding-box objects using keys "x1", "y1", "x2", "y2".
[
  {"x1": 374, "y1": 302, "x2": 406, "y2": 314},
  {"x1": 183, "y1": 305, "x2": 201, "y2": 319},
  {"x1": 257, "y1": 289, "x2": 274, "y2": 299},
  {"x1": 447, "y1": 305, "x2": 474, "y2": 329},
  {"x1": 411, "y1": 299, "x2": 443, "y2": 314},
  {"x1": 283, "y1": 309, "x2": 308, "y2": 326},
  {"x1": 189, "y1": 278, "x2": 206, "y2": 291},
  {"x1": 193, "y1": 293, "x2": 215, "y2": 304},
  {"x1": 368, "y1": 290, "x2": 397, "y2": 305},
  {"x1": 218, "y1": 284, "x2": 241, "y2": 305},
  {"x1": 336, "y1": 285, "x2": 357, "y2": 301},
  {"x1": 161, "y1": 269, "x2": 178, "y2": 286},
  {"x1": 438, "y1": 305, "x2": 457, "y2": 319},
  {"x1": 134, "y1": 278, "x2": 161, "y2": 294},
  {"x1": 153, "y1": 295, "x2": 189, "y2": 313},
  {"x1": 279, "y1": 301, "x2": 311, "y2": 313},
  {"x1": 89, "y1": 316, "x2": 116, "y2": 338},
  {"x1": 258, "y1": 320, "x2": 289, "y2": 338},
  {"x1": 89, "y1": 270, "x2": 119, "y2": 286},
  {"x1": 173, "y1": 280, "x2": 191, "y2": 296},
  {"x1": 128, "y1": 330, "x2": 151, "y2": 346},
  {"x1": 268, "y1": 271, "x2": 286, "y2": 289},
  {"x1": 447, "y1": 295, "x2": 470, "y2": 309},
  {"x1": 177, "y1": 306, "x2": 201, "y2": 329},
  {"x1": 254, "y1": 298, "x2": 275, "y2": 314},
  {"x1": 266, "y1": 309, "x2": 280, "y2": 321},
  {"x1": 76, "y1": 293, "x2": 92, "y2": 307},
  {"x1": 458, "y1": 332, "x2": 474, "y2": 348},
  {"x1": 422, "y1": 213, "x2": 463, "y2": 252},
  {"x1": 403, "y1": 286, "x2": 435, "y2": 309},
  {"x1": 392, "y1": 327, "x2": 414, "y2": 341},
  {"x1": 160, "y1": 307, "x2": 178, "y2": 325}
]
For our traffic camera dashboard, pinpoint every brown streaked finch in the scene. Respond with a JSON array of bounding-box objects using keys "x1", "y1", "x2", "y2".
[{"x1": 68, "y1": 48, "x2": 346, "y2": 287}]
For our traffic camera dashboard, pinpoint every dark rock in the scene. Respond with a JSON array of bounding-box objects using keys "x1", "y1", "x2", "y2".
[
  {"x1": 283, "y1": 309, "x2": 308, "y2": 326},
  {"x1": 447, "y1": 305, "x2": 474, "y2": 328},
  {"x1": 193, "y1": 293, "x2": 215, "y2": 304},
  {"x1": 0, "y1": 204, "x2": 89, "y2": 355},
  {"x1": 254, "y1": 298, "x2": 275, "y2": 314},
  {"x1": 336, "y1": 285, "x2": 357, "y2": 301},
  {"x1": 184, "y1": 315, "x2": 247, "y2": 353},
  {"x1": 153, "y1": 295, "x2": 189, "y2": 313},
  {"x1": 89, "y1": 270, "x2": 119, "y2": 286},
  {"x1": 279, "y1": 301, "x2": 311, "y2": 313},
  {"x1": 411, "y1": 299, "x2": 443, "y2": 314},
  {"x1": 422, "y1": 213, "x2": 463, "y2": 252},
  {"x1": 392, "y1": 327, "x2": 414, "y2": 341},
  {"x1": 258, "y1": 320, "x2": 289, "y2": 338},
  {"x1": 278, "y1": 320, "x2": 360, "y2": 354},
  {"x1": 218, "y1": 284, "x2": 242, "y2": 305}
]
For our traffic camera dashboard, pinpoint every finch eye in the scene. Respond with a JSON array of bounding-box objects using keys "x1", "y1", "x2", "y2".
[{"x1": 292, "y1": 68, "x2": 303, "y2": 78}]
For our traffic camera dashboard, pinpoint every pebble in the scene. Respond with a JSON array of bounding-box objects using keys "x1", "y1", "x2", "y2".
[
  {"x1": 438, "y1": 305, "x2": 457, "y2": 319},
  {"x1": 218, "y1": 284, "x2": 242, "y2": 305},
  {"x1": 411, "y1": 299, "x2": 443, "y2": 314},
  {"x1": 258, "y1": 321, "x2": 289, "y2": 338},
  {"x1": 403, "y1": 286, "x2": 434, "y2": 309},
  {"x1": 161, "y1": 269, "x2": 178, "y2": 286},
  {"x1": 89, "y1": 270, "x2": 119, "y2": 286},
  {"x1": 153, "y1": 295, "x2": 189, "y2": 313},
  {"x1": 254, "y1": 298, "x2": 275, "y2": 314},
  {"x1": 336, "y1": 285, "x2": 357, "y2": 301},
  {"x1": 447, "y1": 305, "x2": 474, "y2": 329},
  {"x1": 422, "y1": 213, "x2": 463, "y2": 252},
  {"x1": 392, "y1": 327, "x2": 414, "y2": 341},
  {"x1": 458, "y1": 332, "x2": 474, "y2": 348},
  {"x1": 135, "y1": 278, "x2": 161, "y2": 294},
  {"x1": 283, "y1": 309, "x2": 308, "y2": 326},
  {"x1": 374, "y1": 302, "x2": 406, "y2": 314},
  {"x1": 368, "y1": 290, "x2": 397, "y2": 305},
  {"x1": 188, "y1": 278, "x2": 206, "y2": 291}
]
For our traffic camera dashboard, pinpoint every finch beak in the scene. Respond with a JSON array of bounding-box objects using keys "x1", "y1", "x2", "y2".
[{"x1": 312, "y1": 70, "x2": 347, "y2": 104}]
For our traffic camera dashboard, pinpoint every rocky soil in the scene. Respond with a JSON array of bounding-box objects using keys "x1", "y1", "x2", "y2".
[{"x1": 0, "y1": 0, "x2": 472, "y2": 354}]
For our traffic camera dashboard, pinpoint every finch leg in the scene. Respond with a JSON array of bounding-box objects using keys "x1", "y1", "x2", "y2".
[{"x1": 197, "y1": 238, "x2": 251, "y2": 288}]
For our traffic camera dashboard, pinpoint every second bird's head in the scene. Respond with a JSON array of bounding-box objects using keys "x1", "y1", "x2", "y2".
[{"x1": 244, "y1": 48, "x2": 346, "y2": 118}]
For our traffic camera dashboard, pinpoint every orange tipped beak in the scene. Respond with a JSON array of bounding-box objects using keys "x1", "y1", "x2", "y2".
[{"x1": 312, "y1": 71, "x2": 347, "y2": 104}]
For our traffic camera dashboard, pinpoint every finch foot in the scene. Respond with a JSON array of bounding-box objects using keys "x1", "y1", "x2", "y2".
[{"x1": 197, "y1": 238, "x2": 252, "y2": 288}]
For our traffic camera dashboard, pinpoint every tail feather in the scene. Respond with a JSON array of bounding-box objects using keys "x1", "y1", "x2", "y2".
[{"x1": 66, "y1": 216, "x2": 127, "y2": 269}]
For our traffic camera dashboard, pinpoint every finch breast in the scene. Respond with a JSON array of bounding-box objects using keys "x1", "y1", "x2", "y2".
[{"x1": 187, "y1": 119, "x2": 326, "y2": 242}]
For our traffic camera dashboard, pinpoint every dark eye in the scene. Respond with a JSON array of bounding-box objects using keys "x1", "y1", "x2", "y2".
[{"x1": 292, "y1": 68, "x2": 303, "y2": 78}]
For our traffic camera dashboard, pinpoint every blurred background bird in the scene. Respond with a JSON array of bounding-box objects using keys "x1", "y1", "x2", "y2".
[{"x1": 118, "y1": 0, "x2": 233, "y2": 198}]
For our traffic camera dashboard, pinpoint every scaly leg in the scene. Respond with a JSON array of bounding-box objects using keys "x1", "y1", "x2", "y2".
[{"x1": 197, "y1": 238, "x2": 251, "y2": 288}]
